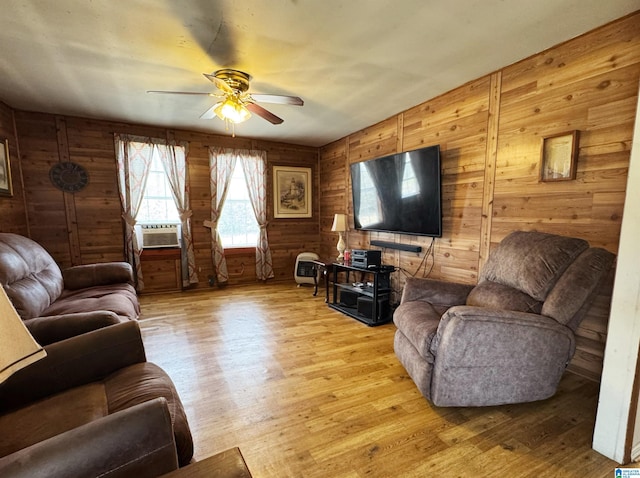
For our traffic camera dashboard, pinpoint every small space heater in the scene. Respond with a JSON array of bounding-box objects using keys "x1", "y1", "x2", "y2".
[{"x1": 294, "y1": 252, "x2": 319, "y2": 285}]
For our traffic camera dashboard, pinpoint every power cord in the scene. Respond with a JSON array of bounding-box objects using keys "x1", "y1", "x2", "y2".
[{"x1": 398, "y1": 237, "x2": 436, "y2": 278}]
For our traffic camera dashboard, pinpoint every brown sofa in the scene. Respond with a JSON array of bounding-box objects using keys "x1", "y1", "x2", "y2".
[
  {"x1": 393, "y1": 230, "x2": 615, "y2": 407},
  {"x1": 0, "y1": 233, "x2": 139, "y2": 344},
  {"x1": 0, "y1": 321, "x2": 194, "y2": 476}
]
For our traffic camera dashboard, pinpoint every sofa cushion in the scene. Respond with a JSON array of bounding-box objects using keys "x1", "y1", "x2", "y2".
[
  {"x1": 542, "y1": 247, "x2": 615, "y2": 329},
  {"x1": 0, "y1": 234, "x2": 64, "y2": 319},
  {"x1": 43, "y1": 284, "x2": 140, "y2": 321},
  {"x1": 62, "y1": 262, "x2": 134, "y2": 291},
  {"x1": 480, "y1": 231, "x2": 588, "y2": 301},
  {"x1": 467, "y1": 281, "x2": 543, "y2": 314}
]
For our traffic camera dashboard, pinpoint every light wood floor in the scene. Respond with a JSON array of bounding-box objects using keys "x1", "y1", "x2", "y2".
[{"x1": 139, "y1": 282, "x2": 627, "y2": 477}]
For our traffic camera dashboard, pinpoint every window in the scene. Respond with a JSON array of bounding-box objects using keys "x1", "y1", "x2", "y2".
[
  {"x1": 401, "y1": 156, "x2": 419, "y2": 198},
  {"x1": 138, "y1": 152, "x2": 179, "y2": 224},
  {"x1": 355, "y1": 163, "x2": 382, "y2": 227},
  {"x1": 218, "y1": 164, "x2": 259, "y2": 248}
]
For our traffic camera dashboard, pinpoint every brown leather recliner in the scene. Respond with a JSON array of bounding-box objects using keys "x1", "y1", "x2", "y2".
[
  {"x1": 393, "y1": 231, "x2": 615, "y2": 407},
  {"x1": 0, "y1": 321, "x2": 194, "y2": 476},
  {"x1": 0, "y1": 233, "x2": 140, "y2": 345}
]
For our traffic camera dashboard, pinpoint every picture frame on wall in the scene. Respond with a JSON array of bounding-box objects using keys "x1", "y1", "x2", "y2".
[
  {"x1": 540, "y1": 130, "x2": 579, "y2": 182},
  {"x1": 0, "y1": 139, "x2": 13, "y2": 197},
  {"x1": 273, "y1": 166, "x2": 312, "y2": 218}
]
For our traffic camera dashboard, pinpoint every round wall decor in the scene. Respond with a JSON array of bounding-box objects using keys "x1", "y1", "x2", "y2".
[{"x1": 49, "y1": 162, "x2": 89, "y2": 193}]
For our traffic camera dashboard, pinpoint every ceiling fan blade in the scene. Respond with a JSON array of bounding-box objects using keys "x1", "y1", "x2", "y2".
[
  {"x1": 200, "y1": 103, "x2": 221, "y2": 120},
  {"x1": 246, "y1": 103, "x2": 283, "y2": 125},
  {"x1": 147, "y1": 90, "x2": 215, "y2": 96},
  {"x1": 203, "y1": 73, "x2": 234, "y2": 94},
  {"x1": 251, "y1": 94, "x2": 304, "y2": 106}
]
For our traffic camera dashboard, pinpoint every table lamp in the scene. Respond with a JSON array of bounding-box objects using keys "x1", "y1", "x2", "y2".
[
  {"x1": 331, "y1": 213, "x2": 347, "y2": 261},
  {"x1": 0, "y1": 284, "x2": 46, "y2": 384}
]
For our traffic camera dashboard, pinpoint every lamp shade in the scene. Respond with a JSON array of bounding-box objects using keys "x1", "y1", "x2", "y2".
[
  {"x1": 214, "y1": 97, "x2": 252, "y2": 124},
  {"x1": 331, "y1": 213, "x2": 347, "y2": 232},
  {"x1": 0, "y1": 284, "x2": 46, "y2": 384}
]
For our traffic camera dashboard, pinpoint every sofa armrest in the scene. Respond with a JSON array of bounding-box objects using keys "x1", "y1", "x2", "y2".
[
  {"x1": 429, "y1": 305, "x2": 576, "y2": 406},
  {"x1": 0, "y1": 398, "x2": 179, "y2": 478},
  {"x1": 400, "y1": 277, "x2": 474, "y2": 307},
  {"x1": 62, "y1": 262, "x2": 134, "y2": 290},
  {"x1": 431, "y1": 305, "x2": 575, "y2": 358},
  {"x1": 24, "y1": 310, "x2": 122, "y2": 346},
  {"x1": 0, "y1": 321, "x2": 146, "y2": 411}
]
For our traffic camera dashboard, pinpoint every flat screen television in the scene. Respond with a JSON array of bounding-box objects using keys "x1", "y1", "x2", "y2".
[{"x1": 350, "y1": 144, "x2": 442, "y2": 237}]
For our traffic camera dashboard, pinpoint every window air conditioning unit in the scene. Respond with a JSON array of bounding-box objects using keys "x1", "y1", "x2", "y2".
[{"x1": 141, "y1": 224, "x2": 181, "y2": 248}]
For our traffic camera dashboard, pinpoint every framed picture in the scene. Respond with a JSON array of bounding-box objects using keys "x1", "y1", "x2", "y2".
[
  {"x1": 540, "y1": 130, "x2": 579, "y2": 182},
  {"x1": 0, "y1": 139, "x2": 13, "y2": 197},
  {"x1": 273, "y1": 166, "x2": 312, "y2": 218}
]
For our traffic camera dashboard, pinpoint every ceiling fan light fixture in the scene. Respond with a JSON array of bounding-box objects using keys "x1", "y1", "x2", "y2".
[
  {"x1": 149, "y1": 68, "x2": 302, "y2": 128},
  {"x1": 214, "y1": 97, "x2": 251, "y2": 124}
]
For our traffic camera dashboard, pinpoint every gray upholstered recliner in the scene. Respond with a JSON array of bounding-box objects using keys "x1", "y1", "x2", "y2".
[{"x1": 393, "y1": 231, "x2": 615, "y2": 407}]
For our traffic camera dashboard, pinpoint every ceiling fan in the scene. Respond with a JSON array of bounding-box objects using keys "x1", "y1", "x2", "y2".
[{"x1": 148, "y1": 69, "x2": 303, "y2": 125}]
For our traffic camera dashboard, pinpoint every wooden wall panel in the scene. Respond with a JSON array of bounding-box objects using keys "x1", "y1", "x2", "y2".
[
  {"x1": 14, "y1": 112, "x2": 71, "y2": 265},
  {"x1": 0, "y1": 102, "x2": 27, "y2": 235},
  {"x1": 258, "y1": 140, "x2": 319, "y2": 283},
  {"x1": 348, "y1": 117, "x2": 398, "y2": 162},
  {"x1": 61, "y1": 117, "x2": 120, "y2": 264},
  {"x1": 401, "y1": 76, "x2": 492, "y2": 286},
  {"x1": 3, "y1": 12, "x2": 637, "y2": 381},
  {"x1": 10, "y1": 112, "x2": 317, "y2": 288},
  {"x1": 317, "y1": 12, "x2": 640, "y2": 381},
  {"x1": 319, "y1": 139, "x2": 348, "y2": 261},
  {"x1": 491, "y1": 15, "x2": 639, "y2": 380}
]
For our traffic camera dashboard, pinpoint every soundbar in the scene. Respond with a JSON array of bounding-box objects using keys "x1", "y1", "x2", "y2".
[{"x1": 370, "y1": 240, "x2": 422, "y2": 253}]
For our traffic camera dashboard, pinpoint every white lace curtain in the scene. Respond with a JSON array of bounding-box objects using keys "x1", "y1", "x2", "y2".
[
  {"x1": 114, "y1": 134, "x2": 198, "y2": 291},
  {"x1": 209, "y1": 147, "x2": 274, "y2": 283}
]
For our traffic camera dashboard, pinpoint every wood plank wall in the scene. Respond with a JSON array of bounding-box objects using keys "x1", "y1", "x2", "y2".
[
  {"x1": 1, "y1": 12, "x2": 637, "y2": 380},
  {"x1": 8, "y1": 112, "x2": 318, "y2": 288},
  {"x1": 0, "y1": 102, "x2": 28, "y2": 235},
  {"x1": 318, "y1": 12, "x2": 640, "y2": 381}
]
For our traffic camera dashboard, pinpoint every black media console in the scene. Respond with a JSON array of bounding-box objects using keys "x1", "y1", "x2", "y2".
[{"x1": 329, "y1": 261, "x2": 395, "y2": 326}]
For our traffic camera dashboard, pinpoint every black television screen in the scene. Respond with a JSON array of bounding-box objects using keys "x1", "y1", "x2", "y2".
[{"x1": 350, "y1": 145, "x2": 442, "y2": 237}]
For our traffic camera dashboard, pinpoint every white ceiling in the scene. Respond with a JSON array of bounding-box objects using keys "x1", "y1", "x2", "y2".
[{"x1": 0, "y1": 1, "x2": 637, "y2": 147}]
